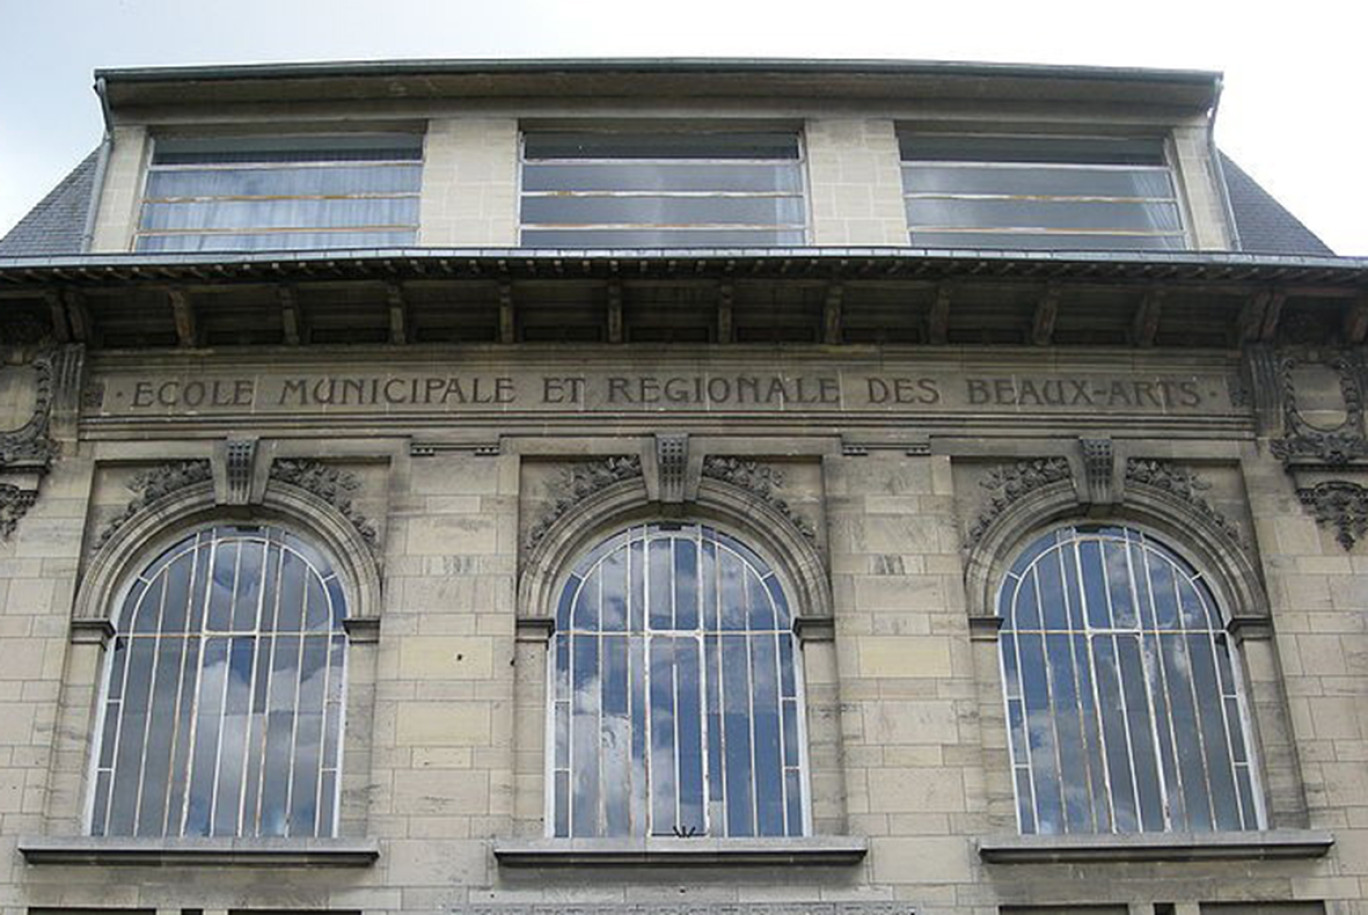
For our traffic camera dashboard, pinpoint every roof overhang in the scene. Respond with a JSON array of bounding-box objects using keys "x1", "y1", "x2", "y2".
[{"x1": 93, "y1": 57, "x2": 1223, "y2": 120}]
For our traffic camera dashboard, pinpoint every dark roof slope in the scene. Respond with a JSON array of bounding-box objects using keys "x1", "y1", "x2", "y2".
[
  {"x1": 0, "y1": 146, "x2": 1336, "y2": 259},
  {"x1": 1221, "y1": 153, "x2": 1333, "y2": 256},
  {"x1": 0, "y1": 150, "x2": 98, "y2": 257}
]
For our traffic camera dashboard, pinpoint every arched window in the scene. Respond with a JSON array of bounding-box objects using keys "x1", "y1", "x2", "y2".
[
  {"x1": 550, "y1": 523, "x2": 806, "y2": 838},
  {"x1": 998, "y1": 524, "x2": 1261, "y2": 835},
  {"x1": 90, "y1": 524, "x2": 347, "y2": 838}
]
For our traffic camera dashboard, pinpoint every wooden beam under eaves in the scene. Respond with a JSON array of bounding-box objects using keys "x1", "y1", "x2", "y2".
[
  {"x1": 386, "y1": 282, "x2": 408, "y2": 345},
  {"x1": 1343, "y1": 294, "x2": 1368, "y2": 344},
  {"x1": 1259, "y1": 289, "x2": 1287, "y2": 342},
  {"x1": 716, "y1": 282, "x2": 734, "y2": 344},
  {"x1": 43, "y1": 291, "x2": 71, "y2": 343},
  {"x1": 168, "y1": 288, "x2": 198, "y2": 348},
  {"x1": 606, "y1": 278, "x2": 624, "y2": 344},
  {"x1": 498, "y1": 279, "x2": 515, "y2": 344},
  {"x1": 277, "y1": 285, "x2": 302, "y2": 345},
  {"x1": 823, "y1": 282, "x2": 843, "y2": 345},
  {"x1": 1032, "y1": 285, "x2": 1060, "y2": 346},
  {"x1": 927, "y1": 284, "x2": 952, "y2": 344},
  {"x1": 1130, "y1": 288, "x2": 1164, "y2": 347},
  {"x1": 63, "y1": 289, "x2": 99, "y2": 346}
]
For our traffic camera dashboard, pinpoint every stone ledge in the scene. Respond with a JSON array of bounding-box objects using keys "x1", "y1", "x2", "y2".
[
  {"x1": 977, "y1": 829, "x2": 1334, "y2": 863},
  {"x1": 17, "y1": 836, "x2": 380, "y2": 867},
  {"x1": 493, "y1": 836, "x2": 868, "y2": 866}
]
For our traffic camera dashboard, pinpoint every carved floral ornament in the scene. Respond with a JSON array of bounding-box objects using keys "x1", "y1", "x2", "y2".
[
  {"x1": 94, "y1": 458, "x2": 379, "y2": 553},
  {"x1": 523, "y1": 453, "x2": 818, "y2": 550},
  {"x1": 967, "y1": 455, "x2": 1241, "y2": 548},
  {"x1": 1297, "y1": 480, "x2": 1368, "y2": 550}
]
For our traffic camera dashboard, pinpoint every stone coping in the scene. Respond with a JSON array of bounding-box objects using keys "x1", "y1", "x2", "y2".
[
  {"x1": 977, "y1": 829, "x2": 1334, "y2": 863},
  {"x1": 493, "y1": 835, "x2": 868, "y2": 866},
  {"x1": 17, "y1": 835, "x2": 380, "y2": 866}
]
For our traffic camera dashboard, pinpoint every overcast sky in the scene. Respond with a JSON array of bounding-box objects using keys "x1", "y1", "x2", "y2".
[{"x1": 1, "y1": 0, "x2": 1364, "y2": 255}]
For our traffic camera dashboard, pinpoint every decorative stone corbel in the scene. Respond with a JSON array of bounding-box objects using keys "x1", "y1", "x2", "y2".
[
  {"x1": 1295, "y1": 479, "x2": 1368, "y2": 550},
  {"x1": 654, "y1": 433, "x2": 689, "y2": 504},
  {"x1": 1078, "y1": 437, "x2": 1116, "y2": 508},
  {"x1": 215, "y1": 438, "x2": 260, "y2": 506}
]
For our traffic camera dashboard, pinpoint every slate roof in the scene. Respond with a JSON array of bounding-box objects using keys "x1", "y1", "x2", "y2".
[
  {"x1": 0, "y1": 151, "x2": 98, "y2": 257},
  {"x1": 0, "y1": 147, "x2": 1336, "y2": 259},
  {"x1": 1220, "y1": 153, "x2": 1334, "y2": 257}
]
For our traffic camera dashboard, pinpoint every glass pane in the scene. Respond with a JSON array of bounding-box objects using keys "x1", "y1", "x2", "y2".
[
  {"x1": 902, "y1": 164, "x2": 1173, "y2": 197},
  {"x1": 910, "y1": 198, "x2": 1182, "y2": 233},
  {"x1": 676, "y1": 638, "x2": 705, "y2": 834},
  {"x1": 1036, "y1": 549, "x2": 1068, "y2": 630},
  {"x1": 520, "y1": 228, "x2": 807, "y2": 248},
  {"x1": 721, "y1": 633, "x2": 754, "y2": 836},
  {"x1": 571, "y1": 634, "x2": 601, "y2": 836},
  {"x1": 602, "y1": 634, "x2": 631, "y2": 836},
  {"x1": 649, "y1": 637, "x2": 678, "y2": 834},
  {"x1": 154, "y1": 134, "x2": 422, "y2": 165},
  {"x1": 750, "y1": 635, "x2": 784, "y2": 835},
  {"x1": 522, "y1": 194, "x2": 806, "y2": 227},
  {"x1": 909, "y1": 230, "x2": 1184, "y2": 251},
  {"x1": 525, "y1": 131, "x2": 800, "y2": 160},
  {"x1": 901, "y1": 135, "x2": 1167, "y2": 165},
  {"x1": 673, "y1": 538, "x2": 698, "y2": 631},
  {"x1": 524, "y1": 162, "x2": 802, "y2": 193},
  {"x1": 601, "y1": 548, "x2": 628, "y2": 632},
  {"x1": 147, "y1": 163, "x2": 421, "y2": 198},
  {"x1": 135, "y1": 229, "x2": 416, "y2": 252},
  {"x1": 141, "y1": 197, "x2": 420, "y2": 232}
]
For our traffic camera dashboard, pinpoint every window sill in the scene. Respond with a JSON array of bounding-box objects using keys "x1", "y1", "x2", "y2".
[
  {"x1": 493, "y1": 836, "x2": 868, "y2": 866},
  {"x1": 17, "y1": 836, "x2": 380, "y2": 867},
  {"x1": 977, "y1": 829, "x2": 1334, "y2": 863}
]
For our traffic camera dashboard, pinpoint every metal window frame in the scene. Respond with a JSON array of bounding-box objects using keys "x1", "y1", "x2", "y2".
[
  {"x1": 997, "y1": 525, "x2": 1265, "y2": 836},
  {"x1": 85, "y1": 523, "x2": 350, "y2": 839},
  {"x1": 545, "y1": 522, "x2": 813, "y2": 839},
  {"x1": 133, "y1": 135, "x2": 423, "y2": 251},
  {"x1": 518, "y1": 130, "x2": 810, "y2": 245},
  {"x1": 899, "y1": 132, "x2": 1190, "y2": 248}
]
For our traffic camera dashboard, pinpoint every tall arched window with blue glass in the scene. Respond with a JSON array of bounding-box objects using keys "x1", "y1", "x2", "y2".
[
  {"x1": 550, "y1": 523, "x2": 807, "y2": 838},
  {"x1": 998, "y1": 525, "x2": 1262, "y2": 835},
  {"x1": 89, "y1": 525, "x2": 347, "y2": 838}
]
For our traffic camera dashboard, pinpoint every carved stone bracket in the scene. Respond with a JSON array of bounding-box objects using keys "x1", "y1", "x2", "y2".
[
  {"x1": 222, "y1": 439, "x2": 258, "y2": 506},
  {"x1": 700, "y1": 456, "x2": 815, "y2": 541},
  {"x1": 95, "y1": 460, "x2": 213, "y2": 549},
  {"x1": 1269, "y1": 350, "x2": 1368, "y2": 466},
  {"x1": 268, "y1": 459, "x2": 378, "y2": 550},
  {"x1": 525, "y1": 456, "x2": 644, "y2": 549},
  {"x1": 967, "y1": 457, "x2": 1072, "y2": 545},
  {"x1": 1296, "y1": 480, "x2": 1368, "y2": 550},
  {"x1": 1124, "y1": 459, "x2": 1243, "y2": 545},
  {"x1": 655, "y1": 433, "x2": 688, "y2": 504},
  {"x1": 1079, "y1": 437, "x2": 1115, "y2": 506}
]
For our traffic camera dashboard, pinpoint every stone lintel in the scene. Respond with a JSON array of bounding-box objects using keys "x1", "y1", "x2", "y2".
[
  {"x1": 17, "y1": 836, "x2": 381, "y2": 867},
  {"x1": 493, "y1": 835, "x2": 868, "y2": 866},
  {"x1": 977, "y1": 829, "x2": 1333, "y2": 863}
]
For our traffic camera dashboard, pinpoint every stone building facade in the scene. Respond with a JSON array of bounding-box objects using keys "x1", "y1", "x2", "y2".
[{"x1": 0, "y1": 59, "x2": 1364, "y2": 915}]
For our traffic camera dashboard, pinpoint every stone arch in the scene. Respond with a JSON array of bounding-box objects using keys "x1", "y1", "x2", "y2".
[
  {"x1": 964, "y1": 476, "x2": 1266, "y2": 626},
  {"x1": 519, "y1": 475, "x2": 830, "y2": 626},
  {"x1": 75, "y1": 477, "x2": 381, "y2": 632}
]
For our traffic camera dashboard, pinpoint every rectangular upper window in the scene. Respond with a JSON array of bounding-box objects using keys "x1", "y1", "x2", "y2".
[
  {"x1": 135, "y1": 135, "x2": 422, "y2": 253},
  {"x1": 899, "y1": 134, "x2": 1186, "y2": 251},
  {"x1": 520, "y1": 130, "x2": 806, "y2": 248}
]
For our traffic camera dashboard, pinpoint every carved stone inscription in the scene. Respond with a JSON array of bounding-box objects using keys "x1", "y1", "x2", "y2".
[{"x1": 95, "y1": 366, "x2": 1233, "y2": 418}]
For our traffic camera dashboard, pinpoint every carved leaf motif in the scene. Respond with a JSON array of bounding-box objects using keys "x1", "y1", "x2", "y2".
[
  {"x1": 0, "y1": 485, "x2": 38, "y2": 539},
  {"x1": 95, "y1": 460, "x2": 213, "y2": 548},
  {"x1": 1124, "y1": 459, "x2": 1243, "y2": 545},
  {"x1": 269, "y1": 459, "x2": 378, "y2": 549},
  {"x1": 700, "y1": 456, "x2": 816, "y2": 541},
  {"x1": 525, "y1": 456, "x2": 643, "y2": 549},
  {"x1": 967, "y1": 457, "x2": 1071, "y2": 544},
  {"x1": 1297, "y1": 481, "x2": 1368, "y2": 551}
]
